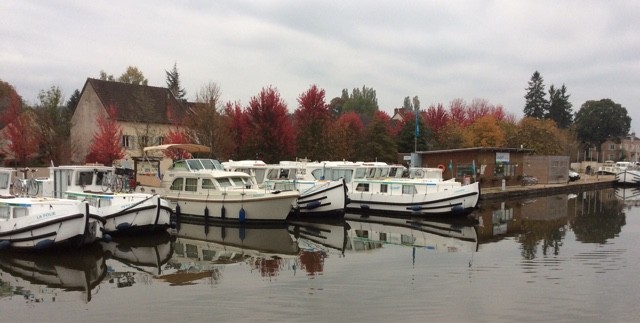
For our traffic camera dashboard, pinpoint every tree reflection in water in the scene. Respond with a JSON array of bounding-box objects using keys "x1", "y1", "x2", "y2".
[{"x1": 570, "y1": 189, "x2": 626, "y2": 244}]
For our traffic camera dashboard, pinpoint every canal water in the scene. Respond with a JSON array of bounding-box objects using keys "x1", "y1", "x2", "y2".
[{"x1": 1, "y1": 187, "x2": 640, "y2": 322}]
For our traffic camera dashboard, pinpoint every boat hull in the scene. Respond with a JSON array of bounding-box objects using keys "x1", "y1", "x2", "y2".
[
  {"x1": 290, "y1": 179, "x2": 347, "y2": 218},
  {"x1": 615, "y1": 170, "x2": 640, "y2": 186},
  {"x1": 167, "y1": 190, "x2": 299, "y2": 223},
  {"x1": 68, "y1": 193, "x2": 173, "y2": 234},
  {"x1": 346, "y1": 182, "x2": 480, "y2": 216},
  {"x1": 0, "y1": 201, "x2": 103, "y2": 250}
]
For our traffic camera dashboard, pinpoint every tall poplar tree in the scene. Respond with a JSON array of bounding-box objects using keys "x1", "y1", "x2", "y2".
[{"x1": 524, "y1": 71, "x2": 549, "y2": 119}]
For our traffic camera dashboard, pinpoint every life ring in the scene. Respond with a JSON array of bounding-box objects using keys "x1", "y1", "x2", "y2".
[{"x1": 437, "y1": 164, "x2": 445, "y2": 171}]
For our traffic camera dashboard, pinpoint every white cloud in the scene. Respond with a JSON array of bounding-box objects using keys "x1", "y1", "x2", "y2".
[{"x1": 1, "y1": 0, "x2": 638, "y2": 131}]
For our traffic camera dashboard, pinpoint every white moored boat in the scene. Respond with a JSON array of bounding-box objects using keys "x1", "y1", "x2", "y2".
[
  {"x1": 0, "y1": 167, "x2": 105, "y2": 250},
  {"x1": 41, "y1": 165, "x2": 173, "y2": 234},
  {"x1": 613, "y1": 162, "x2": 640, "y2": 186},
  {"x1": 223, "y1": 160, "x2": 347, "y2": 217},
  {"x1": 303, "y1": 161, "x2": 480, "y2": 216},
  {"x1": 142, "y1": 144, "x2": 299, "y2": 224},
  {"x1": 0, "y1": 197, "x2": 104, "y2": 250}
]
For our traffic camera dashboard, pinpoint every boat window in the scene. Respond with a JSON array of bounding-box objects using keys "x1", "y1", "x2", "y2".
[
  {"x1": 218, "y1": 177, "x2": 232, "y2": 187},
  {"x1": 187, "y1": 160, "x2": 204, "y2": 170},
  {"x1": 380, "y1": 184, "x2": 388, "y2": 193},
  {"x1": 202, "y1": 179, "x2": 216, "y2": 190},
  {"x1": 253, "y1": 169, "x2": 266, "y2": 184},
  {"x1": 0, "y1": 206, "x2": 9, "y2": 220},
  {"x1": 170, "y1": 178, "x2": 184, "y2": 191},
  {"x1": 185, "y1": 178, "x2": 198, "y2": 192},
  {"x1": 230, "y1": 177, "x2": 248, "y2": 187},
  {"x1": 267, "y1": 169, "x2": 280, "y2": 180},
  {"x1": 76, "y1": 171, "x2": 94, "y2": 186},
  {"x1": 13, "y1": 207, "x2": 28, "y2": 218},
  {"x1": 95, "y1": 171, "x2": 109, "y2": 185},
  {"x1": 355, "y1": 183, "x2": 369, "y2": 192},
  {"x1": 402, "y1": 185, "x2": 416, "y2": 195},
  {"x1": 354, "y1": 168, "x2": 366, "y2": 179},
  {"x1": 172, "y1": 160, "x2": 188, "y2": 170},
  {"x1": 0, "y1": 172, "x2": 8, "y2": 189}
]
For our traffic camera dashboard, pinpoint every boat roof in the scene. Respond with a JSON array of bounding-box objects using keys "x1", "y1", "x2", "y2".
[{"x1": 144, "y1": 144, "x2": 211, "y2": 154}]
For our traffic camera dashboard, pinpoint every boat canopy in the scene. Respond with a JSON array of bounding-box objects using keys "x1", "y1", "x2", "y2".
[{"x1": 143, "y1": 144, "x2": 211, "y2": 154}]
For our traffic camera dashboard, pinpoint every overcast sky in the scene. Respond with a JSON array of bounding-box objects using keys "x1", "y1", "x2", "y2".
[{"x1": 2, "y1": 1, "x2": 639, "y2": 131}]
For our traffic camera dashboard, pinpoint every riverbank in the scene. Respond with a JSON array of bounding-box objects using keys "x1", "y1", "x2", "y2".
[{"x1": 480, "y1": 174, "x2": 616, "y2": 201}]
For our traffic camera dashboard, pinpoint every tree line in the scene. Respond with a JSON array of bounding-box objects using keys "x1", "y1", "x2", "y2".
[{"x1": 0, "y1": 67, "x2": 633, "y2": 167}]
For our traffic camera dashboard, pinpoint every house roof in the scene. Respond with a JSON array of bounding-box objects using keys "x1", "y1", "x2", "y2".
[{"x1": 82, "y1": 78, "x2": 188, "y2": 124}]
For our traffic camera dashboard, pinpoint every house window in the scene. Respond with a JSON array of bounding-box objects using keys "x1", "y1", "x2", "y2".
[
  {"x1": 157, "y1": 136, "x2": 164, "y2": 145},
  {"x1": 122, "y1": 135, "x2": 134, "y2": 149},
  {"x1": 140, "y1": 136, "x2": 149, "y2": 147},
  {"x1": 609, "y1": 144, "x2": 615, "y2": 149}
]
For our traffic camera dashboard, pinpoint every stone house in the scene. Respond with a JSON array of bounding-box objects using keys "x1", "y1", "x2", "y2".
[
  {"x1": 599, "y1": 133, "x2": 640, "y2": 162},
  {"x1": 71, "y1": 78, "x2": 188, "y2": 165}
]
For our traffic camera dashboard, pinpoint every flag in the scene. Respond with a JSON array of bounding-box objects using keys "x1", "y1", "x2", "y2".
[
  {"x1": 415, "y1": 109, "x2": 420, "y2": 136},
  {"x1": 472, "y1": 160, "x2": 476, "y2": 175}
]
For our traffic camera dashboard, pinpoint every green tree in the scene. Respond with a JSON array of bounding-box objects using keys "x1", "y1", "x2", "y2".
[
  {"x1": 574, "y1": 99, "x2": 631, "y2": 158},
  {"x1": 166, "y1": 62, "x2": 186, "y2": 100},
  {"x1": 118, "y1": 66, "x2": 148, "y2": 85},
  {"x1": 516, "y1": 117, "x2": 567, "y2": 155},
  {"x1": 294, "y1": 85, "x2": 332, "y2": 161},
  {"x1": 341, "y1": 85, "x2": 378, "y2": 122},
  {"x1": 547, "y1": 84, "x2": 573, "y2": 128},
  {"x1": 356, "y1": 111, "x2": 398, "y2": 163},
  {"x1": 66, "y1": 89, "x2": 81, "y2": 115},
  {"x1": 33, "y1": 85, "x2": 74, "y2": 165},
  {"x1": 524, "y1": 71, "x2": 548, "y2": 119},
  {"x1": 328, "y1": 96, "x2": 345, "y2": 119}
]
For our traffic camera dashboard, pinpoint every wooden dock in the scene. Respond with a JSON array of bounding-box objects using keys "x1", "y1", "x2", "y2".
[{"x1": 480, "y1": 175, "x2": 616, "y2": 201}]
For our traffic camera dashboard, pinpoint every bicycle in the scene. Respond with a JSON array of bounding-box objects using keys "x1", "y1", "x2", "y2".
[
  {"x1": 12, "y1": 168, "x2": 39, "y2": 197},
  {"x1": 101, "y1": 167, "x2": 134, "y2": 193},
  {"x1": 101, "y1": 171, "x2": 124, "y2": 193}
]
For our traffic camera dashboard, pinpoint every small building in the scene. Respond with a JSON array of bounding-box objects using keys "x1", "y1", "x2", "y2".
[
  {"x1": 522, "y1": 155, "x2": 571, "y2": 184},
  {"x1": 401, "y1": 147, "x2": 534, "y2": 188}
]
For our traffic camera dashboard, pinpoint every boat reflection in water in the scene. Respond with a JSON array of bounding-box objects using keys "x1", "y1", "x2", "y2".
[
  {"x1": 0, "y1": 245, "x2": 106, "y2": 303},
  {"x1": 288, "y1": 219, "x2": 348, "y2": 276},
  {"x1": 344, "y1": 213, "x2": 478, "y2": 253},
  {"x1": 162, "y1": 222, "x2": 299, "y2": 285},
  {"x1": 615, "y1": 187, "x2": 640, "y2": 209},
  {"x1": 101, "y1": 231, "x2": 174, "y2": 288}
]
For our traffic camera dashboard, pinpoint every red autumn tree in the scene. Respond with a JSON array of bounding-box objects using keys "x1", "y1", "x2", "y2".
[
  {"x1": 449, "y1": 98, "x2": 469, "y2": 127},
  {"x1": 424, "y1": 103, "x2": 449, "y2": 134},
  {"x1": 86, "y1": 105, "x2": 124, "y2": 166},
  {"x1": 223, "y1": 100, "x2": 250, "y2": 160},
  {"x1": 244, "y1": 86, "x2": 296, "y2": 163},
  {"x1": 163, "y1": 127, "x2": 191, "y2": 160},
  {"x1": 294, "y1": 85, "x2": 332, "y2": 161},
  {"x1": 0, "y1": 81, "x2": 39, "y2": 166}
]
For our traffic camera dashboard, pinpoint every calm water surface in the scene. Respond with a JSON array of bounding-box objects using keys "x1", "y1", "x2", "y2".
[{"x1": 2, "y1": 187, "x2": 640, "y2": 322}]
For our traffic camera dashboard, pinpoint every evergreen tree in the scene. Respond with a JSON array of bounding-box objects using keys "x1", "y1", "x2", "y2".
[
  {"x1": 356, "y1": 111, "x2": 398, "y2": 163},
  {"x1": 523, "y1": 71, "x2": 548, "y2": 119},
  {"x1": 547, "y1": 84, "x2": 573, "y2": 128},
  {"x1": 66, "y1": 89, "x2": 81, "y2": 115},
  {"x1": 165, "y1": 62, "x2": 186, "y2": 100}
]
